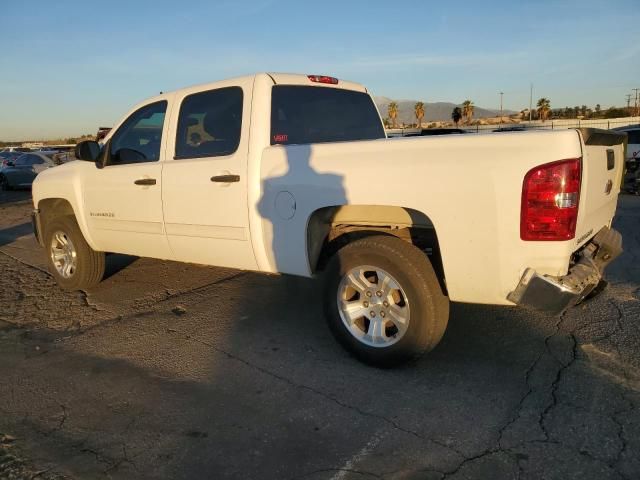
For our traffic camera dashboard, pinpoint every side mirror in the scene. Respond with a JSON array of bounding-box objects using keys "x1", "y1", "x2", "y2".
[{"x1": 74, "y1": 141, "x2": 101, "y2": 162}]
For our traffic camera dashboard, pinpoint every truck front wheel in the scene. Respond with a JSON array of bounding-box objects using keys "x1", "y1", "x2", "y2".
[
  {"x1": 324, "y1": 235, "x2": 449, "y2": 367},
  {"x1": 44, "y1": 216, "x2": 105, "y2": 291}
]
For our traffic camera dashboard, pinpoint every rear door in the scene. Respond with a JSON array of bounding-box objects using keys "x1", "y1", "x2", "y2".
[
  {"x1": 161, "y1": 80, "x2": 258, "y2": 270},
  {"x1": 574, "y1": 128, "x2": 627, "y2": 247}
]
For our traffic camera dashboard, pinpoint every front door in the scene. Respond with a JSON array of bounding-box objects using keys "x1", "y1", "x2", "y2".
[
  {"x1": 161, "y1": 83, "x2": 257, "y2": 270},
  {"x1": 83, "y1": 100, "x2": 172, "y2": 259}
]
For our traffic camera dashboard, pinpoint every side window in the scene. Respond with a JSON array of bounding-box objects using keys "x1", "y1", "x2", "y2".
[
  {"x1": 30, "y1": 155, "x2": 45, "y2": 165},
  {"x1": 106, "y1": 101, "x2": 167, "y2": 166},
  {"x1": 175, "y1": 87, "x2": 243, "y2": 159}
]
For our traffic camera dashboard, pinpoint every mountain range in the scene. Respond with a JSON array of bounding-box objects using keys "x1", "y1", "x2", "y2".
[{"x1": 374, "y1": 96, "x2": 516, "y2": 124}]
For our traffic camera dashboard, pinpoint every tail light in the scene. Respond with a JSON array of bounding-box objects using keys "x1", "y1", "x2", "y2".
[
  {"x1": 307, "y1": 75, "x2": 338, "y2": 85},
  {"x1": 521, "y1": 158, "x2": 581, "y2": 241}
]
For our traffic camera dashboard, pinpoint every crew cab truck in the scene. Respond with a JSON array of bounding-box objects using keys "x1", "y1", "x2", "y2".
[{"x1": 31, "y1": 73, "x2": 625, "y2": 366}]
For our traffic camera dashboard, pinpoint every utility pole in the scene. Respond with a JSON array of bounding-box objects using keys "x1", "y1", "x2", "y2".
[
  {"x1": 625, "y1": 93, "x2": 632, "y2": 111},
  {"x1": 633, "y1": 88, "x2": 640, "y2": 117},
  {"x1": 529, "y1": 84, "x2": 533, "y2": 122},
  {"x1": 499, "y1": 91, "x2": 504, "y2": 124}
]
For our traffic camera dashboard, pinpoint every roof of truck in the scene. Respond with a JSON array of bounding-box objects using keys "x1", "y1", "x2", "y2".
[{"x1": 157, "y1": 72, "x2": 368, "y2": 99}]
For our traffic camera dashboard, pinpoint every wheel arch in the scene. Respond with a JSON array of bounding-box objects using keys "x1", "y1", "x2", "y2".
[
  {"x1": 37, "y1": 197, "x2": 98, "y2": 250},
  {"x1": 306, "y1": 205, "x2": 447, "y2": 295}
]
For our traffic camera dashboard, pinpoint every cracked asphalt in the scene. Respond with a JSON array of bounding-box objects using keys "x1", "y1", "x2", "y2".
[{"x1": 0, "y1": 190, "x2": 639, "y2": 480}]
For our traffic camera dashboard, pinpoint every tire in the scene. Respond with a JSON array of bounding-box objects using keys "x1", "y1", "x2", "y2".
[
  {"x1": 0, "y1": 175, "x2": 11, "y2": 191},
  {"x1": 44, "y1": 216, "x2": 105, "y2": 291},
  {"x1": 324, "y1": 235, "x2": 449, "y2": 367}
]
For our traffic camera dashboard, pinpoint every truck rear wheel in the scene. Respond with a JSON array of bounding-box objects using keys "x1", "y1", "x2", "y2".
[
  {"x1": 324, "y1": 235, "x2": 449, "y2": 367},
  {"x1": 44, "y1": 216, "x2": 105, "y2": 291}
]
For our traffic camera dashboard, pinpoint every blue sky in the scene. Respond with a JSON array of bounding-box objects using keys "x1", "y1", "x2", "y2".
[{"x1": 2, "y1": 0, "x2": 639, "y2": 140}]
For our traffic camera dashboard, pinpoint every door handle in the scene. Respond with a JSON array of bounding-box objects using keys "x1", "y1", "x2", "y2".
[
  {"x1": 134, "y1": 178, "x2": 156, "y2": 186},
  {"x1": 211, "y1": 174, "x2": 240, "y2": 183}
]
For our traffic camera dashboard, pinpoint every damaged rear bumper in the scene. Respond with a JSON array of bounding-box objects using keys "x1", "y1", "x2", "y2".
[{"x1": 507, "y1": 227, "x2": 622, "y2": 315}]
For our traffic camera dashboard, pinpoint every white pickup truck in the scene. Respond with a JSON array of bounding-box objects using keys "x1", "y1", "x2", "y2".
[{"x1": 31, "y1": 73, "x2": 625, "y2": 366}]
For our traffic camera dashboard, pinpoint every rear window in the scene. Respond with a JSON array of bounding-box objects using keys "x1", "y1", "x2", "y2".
[{"x1": 270, "y1": 86, "x2": 385, "y2": 146}]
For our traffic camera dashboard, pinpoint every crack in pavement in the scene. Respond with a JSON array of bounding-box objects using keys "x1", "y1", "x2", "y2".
[
  {"x1": 181, "y1": 332, "x2": 467, "y2": 462},
  {"x1": 438, "y1": 307, "x2": 631, "y2": 480},
  {"x1": 496, "y1": 313, "x2": 567, "y2": 451},
  {"x1": 289, "y1": 467, "x2": 383, "y2": 479}
]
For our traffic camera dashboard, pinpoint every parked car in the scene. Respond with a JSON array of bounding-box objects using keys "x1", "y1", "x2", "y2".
[
  {"x1": 35, "y1": 150, "x2": 70, "y2": 165},
  {"x1": 0, "y1": 152, "x2": 55, "y2": 190},
  {"x1": 0, "y1": 151, "x2": 23, "y2": 167},
  {"x1": 31, "y1": 73, "x2": 625, "y2": 366},
  {"x1": 96, "y1": 127, "x2": 112, "y2": 143},
  {"x1": 0, "y1": 146, "x2": 31, "y2": 153}
]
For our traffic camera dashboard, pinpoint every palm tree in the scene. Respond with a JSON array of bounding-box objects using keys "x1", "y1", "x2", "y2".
[
  {"x1": 414, "y1": 102, "x2": 425, "y2": 127},
  {"x1": 388, "y1": 102, "x2": 399, "y2": 128},
  {"x1": 536, "y1": 98, "x2": 551, "y2": 122},
  {"x1": 462, "y1": 100, "x2": 474, "y2": 124},
  {"x1": 451, "y1": 107, "x2": 462, "y2": 126}
]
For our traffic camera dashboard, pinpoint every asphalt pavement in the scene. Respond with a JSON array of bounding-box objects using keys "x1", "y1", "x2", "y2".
[{"x1": 0, "y1": 190, "x2": 638, "y2": 480}]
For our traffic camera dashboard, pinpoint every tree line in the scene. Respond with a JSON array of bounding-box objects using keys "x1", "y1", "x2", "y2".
[
  {"x1": 385, "y1": 100, "x2": 476, "y2": 128},
  {"x1": 384, "y1": 97, "x2": 635, "y2": 128}
]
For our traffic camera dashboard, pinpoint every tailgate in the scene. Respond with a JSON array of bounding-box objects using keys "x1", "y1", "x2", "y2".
[{"x1": 574, "y1": 128, "x2": 627, "y2": 248}]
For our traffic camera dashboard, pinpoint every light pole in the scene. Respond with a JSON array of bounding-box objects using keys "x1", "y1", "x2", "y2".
[
  {"x1": 499, "y1": 92, "x2": 504, "y2": 124},
  {"x1": 529, "y1": 84, "x2": 533, "y2": 122}
]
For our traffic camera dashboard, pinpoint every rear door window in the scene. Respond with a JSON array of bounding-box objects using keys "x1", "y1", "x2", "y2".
[
  {"x1": 270, "y1": 86, "x2": 385, "y2": 146},
  {"x1": 175, "y1": 87, "x2": 243, "y2": 159}
]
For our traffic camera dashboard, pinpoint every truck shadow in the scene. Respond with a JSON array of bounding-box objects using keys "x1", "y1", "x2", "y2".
[
  {"x1": 103, "y1": 254, "x2": 139, "y2": 280},
  {"x1": 0, "y1": 221, "x2": 32, "y2": 246},
  {"x1": 257, "y1": 143, "x2": 346, "y2": 275}
]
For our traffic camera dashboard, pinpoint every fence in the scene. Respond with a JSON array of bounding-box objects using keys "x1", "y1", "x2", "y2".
[
  {"x1": 467, "y1": 117, "x2": 640, "y2": 133},
  {"x1": 387, "y1": 116, "x2": 640, "y2": 136}
]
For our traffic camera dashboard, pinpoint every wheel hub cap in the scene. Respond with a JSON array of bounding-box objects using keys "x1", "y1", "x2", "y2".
[
  {"x1": 337, "y1": 266, "x2": 410, "y2": 347},
  {"x1": 50, "y1": 230, "x2": 77, "y2": 279}
]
